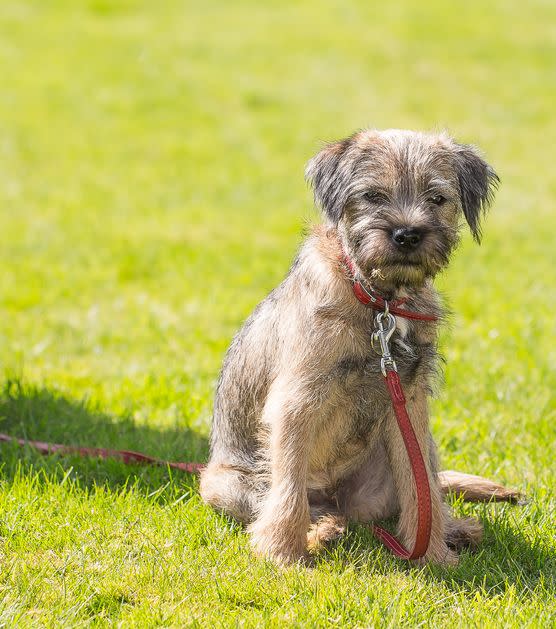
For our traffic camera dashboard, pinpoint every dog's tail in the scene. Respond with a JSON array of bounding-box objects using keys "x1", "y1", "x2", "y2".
[{"x1": 438, "y1": 470, "x2": 523, "y2": 503}]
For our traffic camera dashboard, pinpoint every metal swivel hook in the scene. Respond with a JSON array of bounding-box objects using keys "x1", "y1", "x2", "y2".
[{"x1": 372, "y1": 304, "x2": 398, "y2": 376}]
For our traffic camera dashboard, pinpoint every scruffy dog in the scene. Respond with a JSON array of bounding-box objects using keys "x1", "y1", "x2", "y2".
[{"x1": 200, "y1": 129, "x2": 518, "y2": 566}]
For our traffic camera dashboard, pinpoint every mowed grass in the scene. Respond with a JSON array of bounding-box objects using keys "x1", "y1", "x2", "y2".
[{"x1": 0, "y1": 0, "x2": 555, "y2": 626}]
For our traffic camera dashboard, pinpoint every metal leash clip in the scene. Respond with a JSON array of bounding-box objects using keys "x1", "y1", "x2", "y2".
[{"x1": 371, "y1": 303, "x2": 398, "y2": 376}]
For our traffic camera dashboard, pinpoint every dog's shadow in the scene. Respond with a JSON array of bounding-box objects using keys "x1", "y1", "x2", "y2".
[
  {"x1": 0, "y1": 379, "x2": 208, "y2": 496},
  {"x1": 1, "y1": 380, "x2": 552, "y2": 601},
  {"x1": 318, "y1": 504, "x2": 555, "y2": 600}
]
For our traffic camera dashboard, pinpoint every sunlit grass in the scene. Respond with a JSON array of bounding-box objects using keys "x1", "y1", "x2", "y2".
[{"x1": 0, "y1": 0, "x2": 554, "y2": 625}]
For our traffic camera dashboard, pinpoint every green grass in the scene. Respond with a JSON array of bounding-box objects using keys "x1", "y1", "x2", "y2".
[{"x1": 0, "y1": 0, "x2": 555, "y2": 625}]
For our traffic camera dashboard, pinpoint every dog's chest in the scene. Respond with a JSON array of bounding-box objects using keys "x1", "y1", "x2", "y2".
[
  {"x1": 344, "y1": 318, "x2": 429, "y2": 384},
  {"x1": 307, "y1": 320, "x2": 434, "y2": 488}
]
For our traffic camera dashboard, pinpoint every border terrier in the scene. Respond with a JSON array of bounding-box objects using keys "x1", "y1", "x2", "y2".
[{"x1": 200, "y1": 129, "x2": 519, "y2": 565}]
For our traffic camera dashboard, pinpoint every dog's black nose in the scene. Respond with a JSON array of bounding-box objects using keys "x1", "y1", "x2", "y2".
[{"x1": 392, "y1": 228, "x2": 422, "y2": 251}]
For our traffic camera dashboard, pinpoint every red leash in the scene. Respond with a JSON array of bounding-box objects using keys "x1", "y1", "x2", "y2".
[
  {"x1": 0, "y1": 253, "x2": 438, "y2": 562},
  {"x1": 343, "y1": 252, "x2": 437, "y2": 559},
  {"x1": 0, "y1": 433, "x2": 204, "y2": 474},
  {"x1": 372, "y1": 370, "x2": 433, "y2": 559},
  {"x1": 342, "y1": 254, "x2": 437, "y2": 322}
]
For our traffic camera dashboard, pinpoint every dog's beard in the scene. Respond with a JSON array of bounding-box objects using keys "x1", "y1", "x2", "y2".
[
  {"x1": 376, "y1": 262, "x2": 427, "y2": 286},
  {"x1": 364, "y1": 260, "x2": 427, "y2": 289},
  {"x1": 354, "y1": 230, "x2": 455, "y2": 289}
]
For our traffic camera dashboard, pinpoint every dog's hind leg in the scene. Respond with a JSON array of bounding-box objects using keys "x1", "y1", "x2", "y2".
[
  {"x1": 199, "y1": 463, "x2": 261, "y2": 524},
  {"x1": 438, "y1": 470, "x2": 522, "y2": 503}
]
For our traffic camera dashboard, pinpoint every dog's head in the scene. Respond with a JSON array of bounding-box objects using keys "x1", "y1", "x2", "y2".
[{"x1": 306, "y1": 129, "x2": 498, "y2": 289}]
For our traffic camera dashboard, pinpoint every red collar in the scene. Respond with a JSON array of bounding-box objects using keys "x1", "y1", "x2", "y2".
[{"x1": 341, "y1": 253, "x2": 438, "y2": 322}]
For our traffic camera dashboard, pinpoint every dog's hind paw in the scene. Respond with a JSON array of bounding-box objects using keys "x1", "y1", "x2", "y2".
[
  {"x1": 445, "y1": 516, "x2": 484, "y2": 552},
  {"x1": 307, "y1": 514, "x2": 347, "y2": 552}
]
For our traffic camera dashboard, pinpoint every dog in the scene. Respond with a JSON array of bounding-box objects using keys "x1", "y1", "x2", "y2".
[{"x1": 200, "y1": 129, "x2": 519, "y2": 566}]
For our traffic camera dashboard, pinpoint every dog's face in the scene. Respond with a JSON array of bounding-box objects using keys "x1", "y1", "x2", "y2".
[{"x1": 306, "y1": 129, "x2": 498, "y2": 289}]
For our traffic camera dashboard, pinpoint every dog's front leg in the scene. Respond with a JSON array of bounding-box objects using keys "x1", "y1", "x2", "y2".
[
  {"x1": 248, "y1": 377, "x2": 314, "y2": 565},
  {"x1": 384, "y1": 391, "x2": 458, "y2": 566}
]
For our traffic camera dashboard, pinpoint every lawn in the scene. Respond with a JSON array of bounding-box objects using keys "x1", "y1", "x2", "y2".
[{"x1": 0, "y1": 0, "x2": 555, "y2": 626}]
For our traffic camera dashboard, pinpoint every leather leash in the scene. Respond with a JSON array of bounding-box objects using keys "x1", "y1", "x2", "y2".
[
  {"x1": 341, "y1": 254, "x2": 438, "y2": 322},
  {"x1": 342, "y1": 252, "x2": 438, "y2": 559},
  {"x1": 0, "y1": 254, "x2": 439, "y2": 562},
  {"x1": 0, "y1": 433, "x2": 204, "y2": 474},
  {"x1": 0, "y1": 418, "x2": 430, "y2": 560}
]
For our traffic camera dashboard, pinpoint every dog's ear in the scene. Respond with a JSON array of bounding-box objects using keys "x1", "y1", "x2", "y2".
[
  {"x1": 454, "y1": 144, "x2": 499, "y2": 242},
  {"x1": 305, "y1": 138, "x2": 353, "y2": 224}
]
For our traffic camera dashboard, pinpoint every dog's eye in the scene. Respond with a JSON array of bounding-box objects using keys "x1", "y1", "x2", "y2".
[
  {"x1": 429, "y1": 194, "x2": 446, "y2": 206},
  {"x1": 364, "y1": 191, "x2": 388, "y2": 204}
]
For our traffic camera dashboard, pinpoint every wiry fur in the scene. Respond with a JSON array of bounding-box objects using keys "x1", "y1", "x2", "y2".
[{"x1": 200, "y1": 129, "x2": 518, "y2": 566}]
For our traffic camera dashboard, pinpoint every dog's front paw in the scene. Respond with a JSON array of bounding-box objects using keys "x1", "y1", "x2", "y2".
[
  {"x1": 407, "y1": 529, "x2": 460, "y2": 567},
  {"x1": 248, "y1": 515, "x2": 308, "y2": 565},
  {"x1": 419, "y1": 542, "x2": 459, "y2": 567}
]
